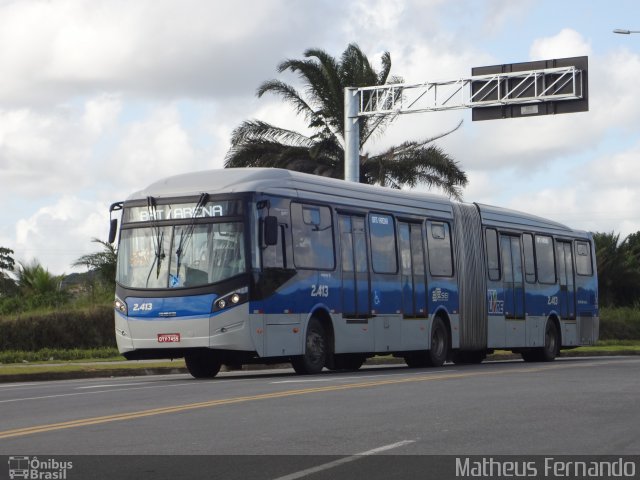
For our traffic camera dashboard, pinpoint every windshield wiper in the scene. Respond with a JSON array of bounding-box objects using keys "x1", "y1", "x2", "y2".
[
  {"x1": 145, "y1": 196, "x2": 166, "y2": 287},
  {"x1": 174, "y1": 193, "x2": 209, "y2": 284}
]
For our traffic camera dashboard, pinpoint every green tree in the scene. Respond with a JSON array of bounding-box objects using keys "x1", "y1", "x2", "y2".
[
  {"x1": 593, "y1": 231, "x2": 640, "y2": 306},
  {"x1": 14, "y1": 260, "x2": 68, "y2": 310},
  {"x1": 72, "y1": 238, "x2": 117, "y2": 286},
  {"x1": 17, "y1": 260, "x2": 64, "y2": 295},
  {"x1": 225, "y1": 43, "x2": 468, "y2": 199},
  {"x1": 0, "y1": 247, "x2": 14, "y2": 271},
  {"x1": 0, "y1": 246, "x2": 17, "y2": 296}
]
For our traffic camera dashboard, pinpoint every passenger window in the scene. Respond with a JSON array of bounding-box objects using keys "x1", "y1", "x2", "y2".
[
  {"x1": 291, "y1": 203, "x2": 334, "y2": 270},
  {"x1": 523, "y1": 233, "x2": 536, "y2": 283},
  {"x1": 369, "y1": 214, "x2": 397, "y2": 273},
  {"x1": 535, "y1": 235, "x2": 556, "y2": 284},
  {"x1": 575, "y1": 241, "x2": 593, "y2": 276},
  {"x1": 485, "y1": 228, "x2": 500, "y2": 281},
  {"x1": 427, "y1": 221, "x2": 453, "y2": 277}
]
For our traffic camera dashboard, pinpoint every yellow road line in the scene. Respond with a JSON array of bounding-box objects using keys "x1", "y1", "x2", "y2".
[{"x1": 0, "y1": 359, "x2": 634, "y2": 440}]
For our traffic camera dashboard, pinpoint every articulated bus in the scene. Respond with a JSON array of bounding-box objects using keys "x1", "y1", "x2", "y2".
[{"x1": 109, "y1": 168, "x2": 598, "y2": 378}]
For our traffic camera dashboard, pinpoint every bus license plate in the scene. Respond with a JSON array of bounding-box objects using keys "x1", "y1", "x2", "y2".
[{"x1": 157, "y1": 333, "x2": 181, "y2": 343}]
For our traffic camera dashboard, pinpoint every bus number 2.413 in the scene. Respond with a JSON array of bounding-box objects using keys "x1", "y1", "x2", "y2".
[
  {"x1": 132, "y1": 303, "x2": 153, "y2": 311},
  {"x1": 311, "y1": 284, "x2": 329, "y2": 298}
]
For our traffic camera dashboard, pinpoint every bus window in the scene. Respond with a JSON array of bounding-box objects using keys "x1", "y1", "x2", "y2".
[
  {"x1": 369, "y1": 213, "x2": 397, "y2": 273},
  {"x1": 263, "y1": 222, "x2": 287, "y2": 269},
  {"x1": 485, "y1": 228, "x2": 500, "y2": 281},
  {"x1": 535, "y1": 235, "x2": 556, "y2": 284},
  {"x1": 427, "y1": 221, "x2": 453, "y2": 277},
  {"x1": 399, "y1": 223, "x2": 412, "y2": 276},
  {"x1": 291, "y1": 203, "x2": 335, "y2": 270},
  {"x1": 523, "y1": 233, "x2": 536, "y2": 283},
  {"x1": 340, "y1": 216, "x2": 354, "y2": 272},
  {"x1": 575, "y1": 241, "x2": 593, "y2": 276}
]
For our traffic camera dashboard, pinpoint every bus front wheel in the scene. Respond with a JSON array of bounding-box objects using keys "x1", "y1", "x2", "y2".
[
  {"x1": 185, "y1": 350, "x2": 222, "y2": 379},
  {"x1": 292, "y1": 317, "x2": 327, "y2": 374}
]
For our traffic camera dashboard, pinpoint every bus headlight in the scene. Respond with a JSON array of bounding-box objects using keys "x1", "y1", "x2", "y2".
[
  {"x1": 213, "y1": 288, "x2": 248, "y2": 312},
  {"x1": 114, "y1": 296, "x2": 128, "y2": 315}
]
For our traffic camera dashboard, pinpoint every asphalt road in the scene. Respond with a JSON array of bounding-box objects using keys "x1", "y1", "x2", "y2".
[{"x1": 0, "y1": 357, "x2": 638, "y2": 479}]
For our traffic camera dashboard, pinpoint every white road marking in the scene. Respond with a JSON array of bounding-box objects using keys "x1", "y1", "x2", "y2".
[
  {"x1": 76, "y1": 382, "x2": 153, "y2": 389},
  {"x1": 0, "y1": 382, "x2": 196, "y2": 403},
  {"x1": 272, "y1": 440, "x2": 416, "y2": 480}
]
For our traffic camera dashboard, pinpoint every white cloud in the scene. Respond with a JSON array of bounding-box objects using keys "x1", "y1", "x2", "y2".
[
  {"x1": 107, "y1": 105, "x2": 203, "y2": 191},
  {"x1": 585, "y1": 141, "x2": 640, "y2": 187},
  {"x1": 529, "y1": 28, "x2": 591, "y2": 60},
  {"x1": 83, "y1": 94, "x2": 122, "y2": 135},
  {"x1": 0, "y1": 107, "x2": 92, "y2": 196},
  {"x1": 13, "y1": 196, "x2": 109, "y2": 274},
  {"x1": 0, "y1": 0, "x2": 339, "y2": 105}
]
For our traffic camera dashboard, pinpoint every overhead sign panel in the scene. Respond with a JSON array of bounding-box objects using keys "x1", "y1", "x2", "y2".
[{"x1": 471, "y1": 56, "x2": 588, "y2": 121}]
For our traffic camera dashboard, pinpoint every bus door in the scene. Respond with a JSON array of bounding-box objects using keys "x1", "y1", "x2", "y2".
[
  {"x1": 398, "y1": 222, "x2": 427, "y2": 317},
  {"x1": 501, "y1": 235, "x2": 525, "y2": 345},
  {"x1": 339, "y1": 215, "x2": 370, "y2": 318},
  {"x1": 556, "y1": 241, "x2": 576, "y2": 320}
]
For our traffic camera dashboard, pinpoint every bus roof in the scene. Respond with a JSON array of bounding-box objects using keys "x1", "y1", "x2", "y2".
[
  {"x1": 127, "y1": 167, "x2": 588, "y2": 237},
  {"x1": 128, "y1": 167, "x2": 454, "y2": 218},
  {"x1": 475, "y1": 203, "x2": 582, "y2": 237}
]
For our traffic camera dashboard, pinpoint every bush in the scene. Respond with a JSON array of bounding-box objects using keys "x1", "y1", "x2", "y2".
[
  {"x1": 0, "y1": 306, "x2": 116, "y2": 351},
  {"x1": 599, "y1": 307, "x2": 640, "y2": 340},
  {"x1": 0, "y1": 291, "x2": 70, "y2": 315}
]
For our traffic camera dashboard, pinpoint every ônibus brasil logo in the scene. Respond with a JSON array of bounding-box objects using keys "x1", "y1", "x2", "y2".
[{"x1": 8, "y1": 456, "x2": 73, "y2": 479}]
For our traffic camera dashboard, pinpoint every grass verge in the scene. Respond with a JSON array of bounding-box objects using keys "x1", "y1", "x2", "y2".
[{"x1": 0, "y1": 359, "x2": 187, "y2": 382}]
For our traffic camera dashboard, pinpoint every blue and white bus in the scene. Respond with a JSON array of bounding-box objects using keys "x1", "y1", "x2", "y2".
[{"x1": 110, "y1": 168, "x2": 599, "y2": 378}]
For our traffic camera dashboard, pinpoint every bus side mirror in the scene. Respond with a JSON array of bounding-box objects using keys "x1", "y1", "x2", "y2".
[
  {"x1": 108, "y1": 218, "x2": 118, "y2": 244},
  {"x1": 263, "y1": 216, "x2": 278, "y2": 246}
]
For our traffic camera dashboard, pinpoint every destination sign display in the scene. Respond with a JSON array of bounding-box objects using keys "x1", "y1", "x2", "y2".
[{"x1": 124, "y1": 200, "x2": 242, "y2": 223}]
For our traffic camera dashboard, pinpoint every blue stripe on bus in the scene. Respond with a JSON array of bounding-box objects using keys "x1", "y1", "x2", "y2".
[{"x1": 124, "y1": 294, "x2": 218, "y2": 318}]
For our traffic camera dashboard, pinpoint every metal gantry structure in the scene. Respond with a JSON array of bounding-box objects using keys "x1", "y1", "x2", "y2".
[{"x1": 343, "y1": 64, "x2": 586, "y2": 183}]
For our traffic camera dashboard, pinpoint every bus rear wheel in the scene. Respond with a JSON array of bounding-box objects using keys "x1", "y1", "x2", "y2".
[
  {"x1": 404, "y1": 317, "x2": 449, "y2": 368},
  {"x1": 292, "y1": 317, "x2": 327, "y2": 374},
  {"x1": 185, "y1": 350, "x2": 222, "y2": 379}
]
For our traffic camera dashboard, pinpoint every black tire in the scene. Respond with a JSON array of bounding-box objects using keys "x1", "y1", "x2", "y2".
[
  {"x1": 540, "y1": 319, "x2": 560, "y2": 361},
  {"x1": 521, "y1": 319, "x2": 559, "y2": 362},
  {"x1": 292, "y1": 317, "x2": 327, "y2": 374},
  {"x1": 185, "y1": 350, "x2": 222, "y2": 379},
  {"x1": 404, "y1": 353, "x2": 429, "y2": 368},
  {"x1": 404, "y1": 316, "x2": 449, "y2": 368},
  {"x1": 428, "y1": 317, "x2": 449, "y2": 367},
  {"x1": 451, "y1": 350, "x2": 486, "y2": 365},
  {"x1": 520, "y1": 350, "x2": 539, "y2": 362}
]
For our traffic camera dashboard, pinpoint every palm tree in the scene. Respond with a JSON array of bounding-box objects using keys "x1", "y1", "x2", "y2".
[
  {"x1": 225, "y1": 43, "x2": 468, "y2": 199},
  {"x1": 72, "y1": 238, "x2": 117, "y2": 285},
  {"x1": 16, "y1": 260, "x2": 64, "y2": 295}
]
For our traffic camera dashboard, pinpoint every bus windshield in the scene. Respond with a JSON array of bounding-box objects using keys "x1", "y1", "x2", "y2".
[{"x1": 116, "y1": 222, "x2": 245, "y2": 289}]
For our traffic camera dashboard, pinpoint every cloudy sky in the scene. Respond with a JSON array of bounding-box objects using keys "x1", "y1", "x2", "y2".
[{"x1": 1, "y1": 0, "x2": 639, "y2": 274}]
